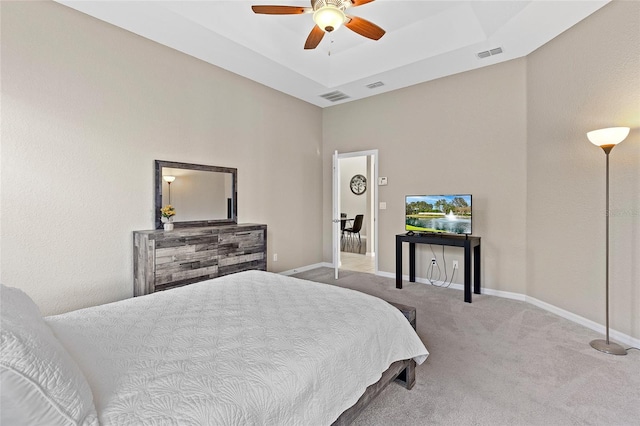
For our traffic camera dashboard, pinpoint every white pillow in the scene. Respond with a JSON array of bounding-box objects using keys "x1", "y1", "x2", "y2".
[{"x1": 0, "y1": 284, "x2": 98, "y2": 426}]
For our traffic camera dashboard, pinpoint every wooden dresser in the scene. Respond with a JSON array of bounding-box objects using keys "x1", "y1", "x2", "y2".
[{"x1": 133, "y1": 224, "x2": 267, "y2": 296}]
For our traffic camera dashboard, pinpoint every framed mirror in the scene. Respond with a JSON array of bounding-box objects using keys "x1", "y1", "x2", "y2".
[{"x1": 154, "y1": 160, "x2": 237, "y2": 229}]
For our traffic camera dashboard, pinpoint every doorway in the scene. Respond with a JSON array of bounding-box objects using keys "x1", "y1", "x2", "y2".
[{"x1": 332, "y1": 150, "x2": 378, "y2": 278}]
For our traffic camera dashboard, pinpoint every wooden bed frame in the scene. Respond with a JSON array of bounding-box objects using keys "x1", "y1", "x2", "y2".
[{"x1": 332, "y1": 301, "x2": 418, "y2": 425}]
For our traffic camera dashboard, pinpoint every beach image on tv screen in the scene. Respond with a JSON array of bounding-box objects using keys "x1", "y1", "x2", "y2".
[{"x1": 405, "y1": 194, "x2": 472, "y2": 234}]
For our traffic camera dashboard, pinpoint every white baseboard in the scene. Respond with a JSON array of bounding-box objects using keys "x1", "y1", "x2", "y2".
[
  {"x1": 279, "y1": 262, "x2": 333, "y2": 276},
  {"x1": 291, "y1": 265, "x2": 639, "y2": 349},
  {"x1": 525, "y1": 295, "x2": 640, "y2": 349},
  {"x1": 378, "y1": 271, "x2": 526, "y2": 301}
]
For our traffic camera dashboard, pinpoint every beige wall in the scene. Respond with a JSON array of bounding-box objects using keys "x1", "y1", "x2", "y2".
[
  {"x1": 340, "y1": 156, "x2": 368, "y2": 238},
  {"x1": 527, "y1": 1, "x2": 639, "y2": 339},
  {"x1": 323, "y1": 58, "x2": 529, "y2": 295},
  {"x1": 323, "y1": 1, "x2": 639, "y2": 340},
  {"x1": 0, "y1": 1, "x2": 323, "y2": 315}
]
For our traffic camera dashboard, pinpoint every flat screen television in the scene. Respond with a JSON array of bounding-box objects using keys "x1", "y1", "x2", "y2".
[{"x1": 405, "y1": 194, "x2": 472, "y2": 235}]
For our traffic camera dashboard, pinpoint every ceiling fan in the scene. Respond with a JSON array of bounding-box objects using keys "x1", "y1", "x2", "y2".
[{"x1": 251, "y1": 0, "x2": 385, "y2": 50}]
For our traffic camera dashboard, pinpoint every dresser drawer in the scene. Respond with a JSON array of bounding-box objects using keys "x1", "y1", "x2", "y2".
[
  {"x1": 218, "y1": 229, "x2": 266, "y2": 275},
  {"x1": 218, "y1": 229, "x2": 265, "y2": 246},
  {"x1": 155, "y1": 243, "x2": 219, "y2": 286}
]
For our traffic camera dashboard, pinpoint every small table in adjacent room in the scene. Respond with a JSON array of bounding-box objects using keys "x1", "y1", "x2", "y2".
[{"x1": 395, "y1": 233, "x2": 481, "y2": 303}]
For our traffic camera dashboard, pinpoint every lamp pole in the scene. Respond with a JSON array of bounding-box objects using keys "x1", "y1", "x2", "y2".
[
  {"x1": 586, "y1": 127, "x2": 629, "y2": 356},
  {"x1": 602, "y1": 146, "x2": 613, "y2": 347}
]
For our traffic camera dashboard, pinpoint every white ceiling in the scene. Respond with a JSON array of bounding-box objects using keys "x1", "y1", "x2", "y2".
[{"x1": 56, "y1": 0, "x2": 608, "y2": 107}]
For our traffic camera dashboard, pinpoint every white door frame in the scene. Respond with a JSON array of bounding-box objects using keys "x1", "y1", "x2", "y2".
[
  {"x1": 332, "y1": 149, "x2": 379, "y2": 278},
  {"x1": 332, "y1": 151, "x2": 340, "y2": 279}
]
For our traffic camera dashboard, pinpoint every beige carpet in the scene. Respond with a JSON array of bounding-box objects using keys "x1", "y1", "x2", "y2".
[{"x1": 292, "y1": 267, "x2": 640, "y2": 426}]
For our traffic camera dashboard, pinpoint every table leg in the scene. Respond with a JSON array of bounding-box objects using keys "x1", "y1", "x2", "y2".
[
  {"x1": 474, "y1": 243, "x2": 481, "y2": 294},
  {"x1": 396, "y1": 236, "x2": 403, "y2": 289},
  {"x1": 464, "y1": 242, "x2": 471, "y2": 303},
  {"x1": 409, "y1": 243, "x2": 416, "y2": 283}
]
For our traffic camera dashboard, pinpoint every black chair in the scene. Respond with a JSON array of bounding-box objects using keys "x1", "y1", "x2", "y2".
[
  {"x1": 340, "y1": 213, "x2": 348, "y2": 249},
  {"x1": 343, "y1": 214, "x2": 364, "y2": 248}
]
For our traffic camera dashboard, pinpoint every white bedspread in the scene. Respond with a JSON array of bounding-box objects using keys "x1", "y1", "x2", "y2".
[{"x1": 46, "y1": 270, "x2": 428, "y2": 425}]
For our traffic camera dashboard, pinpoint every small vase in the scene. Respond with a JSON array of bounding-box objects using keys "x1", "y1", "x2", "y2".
[{"x1": 163, "y1": 223, "x2": 174, "y2": 231}]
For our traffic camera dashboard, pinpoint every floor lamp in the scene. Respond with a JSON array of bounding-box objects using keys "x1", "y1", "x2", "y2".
[
  {"x1": 163, "y1": 175, "x2": 176, "y2": 204},
  {"x1": 586, "y1": 126, "x2": 630, "y2": 356}
]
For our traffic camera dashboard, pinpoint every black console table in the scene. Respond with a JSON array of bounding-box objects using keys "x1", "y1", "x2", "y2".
[{"x1": 396, "y1": 233, "x2": 481, "y2": 303}]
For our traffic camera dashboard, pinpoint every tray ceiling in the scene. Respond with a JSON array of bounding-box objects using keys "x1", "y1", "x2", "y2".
[{"x1": 56, "y1": 0, "x2": 608, "y2": 107}]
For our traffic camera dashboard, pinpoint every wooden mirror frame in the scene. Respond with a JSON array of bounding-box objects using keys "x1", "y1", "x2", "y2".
[{"x1": 154, "y1": 160, "x2": 237, "y2": 230}]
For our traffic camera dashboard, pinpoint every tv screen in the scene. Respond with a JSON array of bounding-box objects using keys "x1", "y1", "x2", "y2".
[{"x1": 405, "y1": 194, "x2": 472, "y2": 235}]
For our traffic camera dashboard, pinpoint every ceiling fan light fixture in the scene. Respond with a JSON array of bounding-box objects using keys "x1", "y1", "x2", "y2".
[{"x1": 313, "y1": 5, "x2": 345, "y2": 32}]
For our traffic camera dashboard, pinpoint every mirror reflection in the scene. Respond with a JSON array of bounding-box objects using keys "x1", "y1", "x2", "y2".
[
  {"x1": 154, "y1": 160, "x2": 237, "y2": 229},
  {"x1": 161, "y1": 167, "x2": 233, "y2": 221}
]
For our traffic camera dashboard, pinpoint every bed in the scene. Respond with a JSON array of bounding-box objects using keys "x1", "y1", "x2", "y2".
[{"x1": 1, "y1": 270, "x2": 428, "y2": 425}]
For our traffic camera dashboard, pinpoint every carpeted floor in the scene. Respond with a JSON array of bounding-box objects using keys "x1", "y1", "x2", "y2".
[{"x1": 292, "y1": 267, "x2": 640, "y2": 426}]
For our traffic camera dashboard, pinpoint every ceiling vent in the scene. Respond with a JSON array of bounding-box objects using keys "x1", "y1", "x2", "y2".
[
  {"x1": 477, "y1": 47, "x2": 503, "y2": 59},
  {"x1": 320, "y1": 90, "x2": 350, "y2": 102},
  {"x1": 366, "y1": 81, "x2": 384, "y2": 89}
]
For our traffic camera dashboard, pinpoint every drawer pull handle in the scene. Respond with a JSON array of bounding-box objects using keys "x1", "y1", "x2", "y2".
[{"x1": 236, "y1": 232, "x2": 251, "y2": 236}]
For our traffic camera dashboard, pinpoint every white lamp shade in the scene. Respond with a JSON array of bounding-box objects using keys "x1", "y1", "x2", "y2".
[
  {"x1": 587, "y1": 127, "x2": 630, "y2": 147},
  {"x1": 163, "y1": 175, "x2": 176, "y2": 183},
  {"x1": 313, "y1": 6, "x2": 345, "y2": 32}
]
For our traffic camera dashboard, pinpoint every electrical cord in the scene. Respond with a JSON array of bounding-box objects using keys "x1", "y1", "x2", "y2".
[
  {"x1": 426, "y1": 255, "x2": 442, "y2": 284},
  {"x1": 426, "y1": 245, "x2": 456, "y2": 288},
  {"x1": 441, "y1": 245, "x2": 449, "y2": 285}
]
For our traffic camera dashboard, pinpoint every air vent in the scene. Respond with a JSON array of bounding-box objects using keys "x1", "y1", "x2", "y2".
[
  {"x1": 320, "y1": 90, "x2": 350, "y2": 102},
  {"x1": 477, "y1": 47, "x2": 503, "y2": 59},
  {"x1": 366, "y1": 81, "x2": 384, "y2": 89}
]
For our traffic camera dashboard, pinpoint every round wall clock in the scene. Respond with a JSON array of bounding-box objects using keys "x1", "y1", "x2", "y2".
[{"x1": 350, "y1": 174, "x2": 367, "y2": 195}]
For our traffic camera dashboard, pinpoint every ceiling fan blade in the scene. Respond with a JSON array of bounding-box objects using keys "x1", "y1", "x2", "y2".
[
  {"x1": 350, "y1": 0, "x2": 376, "y2": 7},
  {"x1": 304, "y1": 25, "x2": 325, "y2": 50},
  {"x1": 251, "y1": 5, "x2": 309, "y2": 15},
  {"x1": 344, "y1": 15, "x2": 385, "y2": 40}
]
